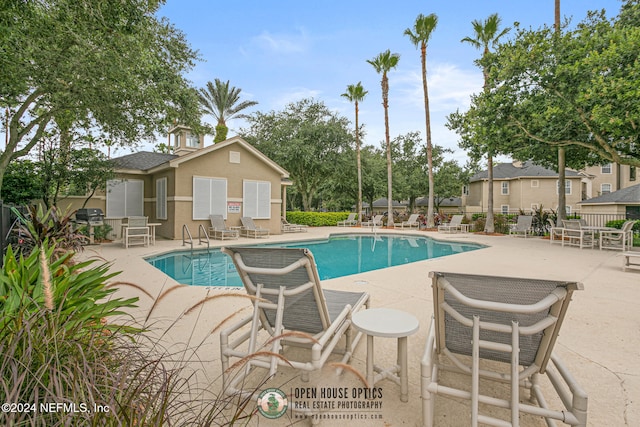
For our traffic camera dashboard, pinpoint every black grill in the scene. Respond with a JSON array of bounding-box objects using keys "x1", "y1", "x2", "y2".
[{"x1": 75, "y1": 208, "x2": 104, "y2": 225}]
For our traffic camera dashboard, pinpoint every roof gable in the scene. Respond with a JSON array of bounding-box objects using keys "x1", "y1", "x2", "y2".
[
  {"x1": 111, "y1": 137, "x2": 289, "y2": 178},
  {"x1": 111, "y1": 152, "x2": 178, "y2": 171},
  {"x1": 166, "y1": 136, "x2": 289, "y2": 177},
  {"x1": 578, "y1": 183, "x2": 640, "y2": 205},
  {"x1": 470, "y1": 161, "x2": 580, "y2": 182}
]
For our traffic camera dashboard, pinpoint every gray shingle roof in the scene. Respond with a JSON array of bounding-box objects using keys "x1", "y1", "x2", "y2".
[
  {"x1": 579, "y1": 183, "x2": 640, "y2": 204},
  {"x1": 470, "y1": 161, "x2": 580, "y2": 182},
  {"x1": 111, "y1": 151, "x2": 178, "y2": 171}
]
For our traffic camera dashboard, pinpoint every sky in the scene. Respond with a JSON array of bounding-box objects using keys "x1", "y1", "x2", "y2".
[{"x1": 147, "y1": 1, "x2": 621, "y2": 165}]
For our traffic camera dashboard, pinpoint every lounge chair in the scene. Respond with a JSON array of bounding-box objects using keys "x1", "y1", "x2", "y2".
[
  {"x1": 548, "y1": 218, "x2": 564, "y2": 244},
  {"x1": 337, "y1": 213, "x2": 358, "y2": 227},
  {"x1": 363, "y1": 214, "x2": 383, "y2": 228},
  {"x1": 220, "y1": 247, "x2": 370, "y2": 399},
  {"x1": 421, "y1": 271, "x2": 587, "y2": 427},
  {"x1": 396, "y1": 213, "x2": 420, "y2": 229},
  {"x1": 239, "y1": 216, "x2": 270, "y2": 238},
  {"x1": 561, "y1": 219, "x2": 594, "y2": 249},
  {"x1": 123, "y1": 216, "x2": 150, "y2": 248},
  {"x1": 208, "y1": 214, "x2": 239, "y2": 240},
  {"x1": 281, "y1": 216, "x2": 308, "y2": 233},
  {"x1": 509, "y1": 215, "x2": 534, "y2": 238},
  {"x1": 438, "y1": 214, "x2": 464, "y2": 233},
  {"x1": 600, "y1": 220, "x2": 635, "y2": 251}
]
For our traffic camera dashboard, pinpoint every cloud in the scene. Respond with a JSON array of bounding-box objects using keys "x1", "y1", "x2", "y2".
[
  {"x1": 270, "y1": 87, "x2": 322, "y2": 109},
  {"x1": 395, "y1": 62, "x2": 483, "y2": 113},
  {"x1": 251, "y1": 27, "x2": 309, "y2": 54}
]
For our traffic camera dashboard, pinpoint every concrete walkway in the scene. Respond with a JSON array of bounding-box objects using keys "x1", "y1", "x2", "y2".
[{"x1": 83, "y1": 227, "x2": 639, "y2": 426}]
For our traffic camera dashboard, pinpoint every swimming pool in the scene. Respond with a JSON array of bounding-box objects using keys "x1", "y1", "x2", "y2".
[{"x1": 145, "y1": 233, "x2": 485, "y2": 287}]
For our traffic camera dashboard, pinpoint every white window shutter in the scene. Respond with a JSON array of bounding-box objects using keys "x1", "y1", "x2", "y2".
[
  {"x1": 243, "y1": 181, "x2": 258, "y2": 218},
  {"x1": 106, "y1": 180, "x2": 126, "y2": 218},
  {"x1": 126, "y1": 180, "x2": 144, "y2": 216},
  {"x1": 156, "y1": 178, "x2": 167, "y2": 220},
  {"x1": 193, "y1": 177, "x2": 211, "y2": 220},
  {"x1": 211, "y1": 179, "x2": 227, "y2": 218},
  {"x1": 257, "y1": 181, "x2": 270, "y2": 218}
]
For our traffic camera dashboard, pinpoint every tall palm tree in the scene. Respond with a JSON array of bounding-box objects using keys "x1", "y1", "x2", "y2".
[
  {"x1": 405, "y1": 13, "x2": 438, "y2": 228},
  {"x1": 555, "y1": 0, "x2": 567, "y2": 226},
  {"x1": 367, "y1": 50, "x2": 400, "y2": 227},
  {"x1": 341, "y1": 82, "x2": 368, "y2": 225},
  {"x1": 461, "y1": 14, "x2": 510, "y2": 233},
  {"x1": 198, "y1": 79, "x2": 258, "y2": 143}
]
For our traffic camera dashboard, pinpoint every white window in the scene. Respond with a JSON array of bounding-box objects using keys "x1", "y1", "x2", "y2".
[
  {"x1": 601, "y1": 183, "x2": 612, "y2": 194},
  {"x1": 156, "y1": 178, "x2": 167, "y2": 220},
  {"x1": 501, "y1": 182, "x2": 509, "y2": 195},
  {"x1": 531, "y1": 180, "x2": 539, "y2": 188},
  {"x1": 193, "y1": 177, "x2": 227, "y2": 220},
  {"x1": 501, "y1": 205, "x2": 509, "y2": 214},
  {"x1": 601, "y1": 163, "x2": 612, "y2": 174},
  {"x1": 243, "y1": 180, "x2": 271, "y2": 219},
  {"x1": 565, "y1": 205, "x2": 572, "y2": 215},
  {"x1": 462, "y1": 185, "x2": 469, "y2": 195},
  {"x1": 186, "y1": 132, "x2": 199, "y2": 148},
  {"x1": 556, "y1": 180, "x2": 572, "y2": 195},
  {"x1": 106, "y1": 179, "x2": 144, "y2": 218}
]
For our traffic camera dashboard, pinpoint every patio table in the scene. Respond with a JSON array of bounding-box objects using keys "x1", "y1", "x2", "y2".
[{"x1": 352, "y1": 308, "x2": 419, "y2": 402}]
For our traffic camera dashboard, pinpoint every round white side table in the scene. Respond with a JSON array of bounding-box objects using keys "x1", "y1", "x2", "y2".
[{"x1": 352, "y1": 307, "x2": 419, "y2": 402}]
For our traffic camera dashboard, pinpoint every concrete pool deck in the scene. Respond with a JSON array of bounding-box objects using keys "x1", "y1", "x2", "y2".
[{"x1": 83, "y1": 227, "x2": 640, "y2": 426}]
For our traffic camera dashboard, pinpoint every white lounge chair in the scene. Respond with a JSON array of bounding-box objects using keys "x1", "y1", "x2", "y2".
[
  {"x1": 509, "y1": 215, "x2": 534, "y2": 238},
  {"x1": 208, "y1": 214, "x2": 239, "y2": 240},
  {"x1": 337, "y1": 213, "x2": 358, "y2": 227},
  {"x1": 438, "y1": 214, "x2": 464, "y2": 233},
  {"x1": 281, "y1": 216, "x2": 308, "y2": 233},
  {"x1": 600, "y1": 220, "x2": 635, "y2": 251},
  {"x1": 220, "y1": 247, "x2": 370, "y2": 402},
  {"x1": 421, "y1": 271, "x2": 587, "y2": 427},
  {"x1": 239, "y1": 216, "x2": 270, "y2": 238},
  {"x1": 363, "y1": 214, "x2": 383, "y2": 228},
  {"x1": 396, "y1": 213, "x2": 420, "y2": 229}
]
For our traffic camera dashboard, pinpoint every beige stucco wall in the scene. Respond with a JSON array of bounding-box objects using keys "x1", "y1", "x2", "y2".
[
  {"x1": 166, "y1": 142, "x2": 284, "y2": 239},
  {"x1": 582, "y1": 164, "x2": 638, "y2": 197},
  {"x1": 468, "y1": 177, "x2": 583, "y2": 214}
]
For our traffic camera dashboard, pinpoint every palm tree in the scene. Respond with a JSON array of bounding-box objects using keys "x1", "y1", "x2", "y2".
[
  {"x1": 341, "y1": 82, "x2": 368, "y2": 225},
  {"x1": 555, "y1": 0, "x2": 567, "y2": 227},
  {"x1": 198, "y1": 79, "x2": 258, "y2": 143},
  {"x1": 461, "y1": 14, "x2": 510, "y2": 233},
  {"x1": 405, "y1": 13, "x2": 438, "y2": 228},
  {"x1": 367, "y1": 50, "x2": 400, "y2": 227}
]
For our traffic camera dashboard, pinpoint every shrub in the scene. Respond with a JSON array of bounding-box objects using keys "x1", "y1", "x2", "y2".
[
  {"x1": 286, "y1": 211, "x2": 353, "y2": 226},
  {"x1": 471, "y1": 213, "x2": 512, "y2": 234},
  {"x1": 11, "y1": 205, "x2": 87, "y2": 259}
]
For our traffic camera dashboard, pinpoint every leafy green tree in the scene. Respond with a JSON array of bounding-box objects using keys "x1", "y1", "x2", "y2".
[
  {"x1": 2, "y1": 159, "x2": 42, "y2": 205},
  {"x1": 482, "y1": 1, "x2": 640, "y2": 168},
  {"x1": 0, "y1": 0, "x2": 201, "y2": 197},
  {"x1": 198, "y1": 79, "x2": 258, "y2": 143},
  {"x1": 433, "y1": 160, "x2": 466, "y2": 209},
  {"x1": 460, "y1": 14, "x2": 510, "y2": 233},
  {"x1": 360, "y1": 146, "x2": 388, "y2": 213},
  {"x1": 241, "y1": 98, "x2": 353, "y2": 211},
  {"x1": 405, "y1": 13, "x2": 438, "y2": 227},
  {"x1": 391, "y1": 132, "x2": 427, "y2": 212},
  {"x1": 367, "y1": 50, "x2": 400, "y2": 226},
  {"x1": 341, "y1": 82, "x2": 368, "y2": 223}
]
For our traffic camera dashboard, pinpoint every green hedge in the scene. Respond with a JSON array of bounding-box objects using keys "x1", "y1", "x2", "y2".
[
  {"x1": 286, "y1": 211, "x2": 353, "y2": 227},
  {"x1": 605, "y1": 219, "x2": 640, "y2": 231}
]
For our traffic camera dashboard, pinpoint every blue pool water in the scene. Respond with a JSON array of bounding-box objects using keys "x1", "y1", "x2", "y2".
[{"x1": 145, "y1": 234, "x2": 484, "y2": 287}]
